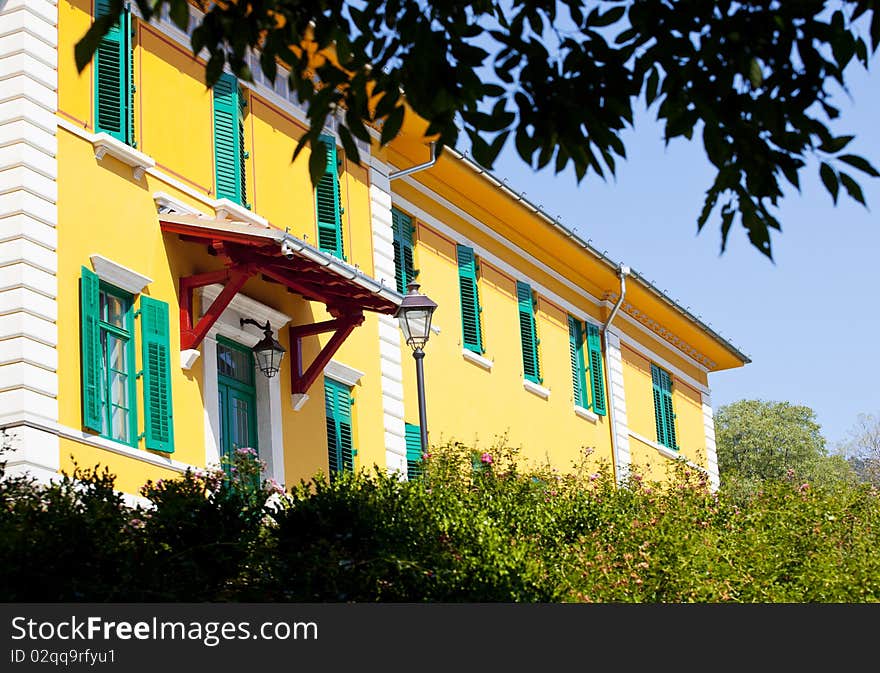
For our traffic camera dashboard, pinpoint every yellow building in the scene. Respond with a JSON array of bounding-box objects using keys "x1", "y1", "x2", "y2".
[{"x1": 0, "y1": 0, "x2": 749, "y2": 499}]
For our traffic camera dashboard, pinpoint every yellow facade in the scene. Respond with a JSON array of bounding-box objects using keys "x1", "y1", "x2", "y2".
[{"x1": 1, "y1": 1, "x2": 748, "y2": 497}]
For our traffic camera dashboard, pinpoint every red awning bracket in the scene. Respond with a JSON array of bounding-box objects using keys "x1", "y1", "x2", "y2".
[
  {"x1": 290, "y1": 311, "x2": 365, "y2": 395},
  {"x1": 179, "y1": 265, "x2": 255, "y2": 350}
]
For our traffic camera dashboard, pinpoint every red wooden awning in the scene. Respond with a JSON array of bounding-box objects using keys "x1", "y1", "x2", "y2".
[{"x1": 160, "y1": 213, "x2": 403, "y2": 394}]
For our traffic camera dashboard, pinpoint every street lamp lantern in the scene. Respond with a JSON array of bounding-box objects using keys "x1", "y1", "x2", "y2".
[
  {"x1": 393, "y1": 282, "x2": 437, "y2": 457},
  {"x1": 240, "y1": 318, "x2": 286, "y2": 378},
  {"x1": 395, "y1": 282, "x2": 437, "y2": 351}
]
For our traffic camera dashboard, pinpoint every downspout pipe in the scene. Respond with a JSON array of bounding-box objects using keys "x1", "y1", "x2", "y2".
[
  {"x1": 601, "y1": 264, "x2": 630, "y2": 487},
  {"x1": 388, "y1": 142, "x2": 437, "y2": 181}
]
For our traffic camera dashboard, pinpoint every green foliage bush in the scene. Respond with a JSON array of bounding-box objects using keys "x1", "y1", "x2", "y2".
[{"x1": 1, "y1": 436, "x2": 879, "y2": 602}]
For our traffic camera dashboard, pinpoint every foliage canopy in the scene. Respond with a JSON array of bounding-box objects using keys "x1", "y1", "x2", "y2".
[{"x1": 75, "y1": 1, "x2": 880, "y2": 259}]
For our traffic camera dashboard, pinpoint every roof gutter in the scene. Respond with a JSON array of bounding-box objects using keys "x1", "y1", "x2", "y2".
[
  {"x1": 389, "y1": 142, "x2": 436, "y2": 181},
  {"x1": 438, "y1": 146, "x2": 750, "y2": 366}
]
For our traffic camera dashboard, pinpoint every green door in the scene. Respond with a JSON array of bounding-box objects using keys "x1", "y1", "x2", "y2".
[{"x1": 217, "y1": 338, "x2": 257, "y2": 465}]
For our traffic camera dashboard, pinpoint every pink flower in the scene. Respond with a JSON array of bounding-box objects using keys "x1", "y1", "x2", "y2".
[
  {"x1": 589, "y1": 472, "x2": 600, "y2": 482},
  {"x1": 480, "y1": 452, "x2": 493, "y2": 465},
  {"x1": 799, "y1": 483, "x2": 810, "y2": 493},
  {"x1": 236, "y1": 447, "x2": 258, "y2": 457}
]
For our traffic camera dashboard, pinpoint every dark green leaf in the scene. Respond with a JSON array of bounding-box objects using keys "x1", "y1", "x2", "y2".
[
  {"x1": 380, "y1": 105, "x2": 405, "y2": 145},
  {"x1": 838, "y1": 154, "x2": 880, "y2": 178},
  {"x1": 839, "y1": 172, "x2": 867, "y2": 206},
  {"x1": 819, "y1": 162, "x2": 839, "y2": 205}
]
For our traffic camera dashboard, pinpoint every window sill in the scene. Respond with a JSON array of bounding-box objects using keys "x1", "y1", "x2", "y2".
[
  {"x1": 574, "y1": 405, "x2": 598, "y2": 423},
  {"x1": 92, "y1": 133, "x2": 155, "y2": 180},
  {"x1": 462, "y1": 348, "x2": 493, "y2": 370},
  {"x1": 214, "y1": 198, "x2": 269, "y2": 228},
  {"x1": 523, "y1": 379, "x2": 550, "y2": 399},
  {"x1": 628, "y1": 430, "x2": 679, "y2": 460},
  {"x1": 154, "y1": 191, "x2": 204, "y2": 216}
]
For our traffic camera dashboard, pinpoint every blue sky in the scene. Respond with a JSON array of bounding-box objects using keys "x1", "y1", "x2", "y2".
[{"x1": 488, "y1": 62, "x2": 879, "y2": 450}]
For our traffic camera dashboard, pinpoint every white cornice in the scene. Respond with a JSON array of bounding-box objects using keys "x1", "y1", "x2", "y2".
[
  {"x1": 324, "y1": 360, "x2": 365, "y2": 387},
  {"x1": 198, "y1": 284, "x2": 292, "y2": 332},
  {"x1": 89, "y1": 254, "x2": 152, "y2": 295},
  {"x1": 214, "y1": 198, "x2": 269, "y2": 228},
  {"x1": 153, "y1": 191, "x2": 204, "y2": 216},
  {"x1": 92, "y1": 133, "x2": 155, "y2": 180}
]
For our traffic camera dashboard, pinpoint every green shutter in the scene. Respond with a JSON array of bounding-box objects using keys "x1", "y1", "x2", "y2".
[
  {"x1": 516, "y1": 281, "x2": 540, "y2": 383},
  {"x1": 140, "y1": 296, "x2": 174, "y2": 453},
  {"x1": 324, "y1": 378, "x2": 354, "y2": 476},
  {"x1": 392, "y1": 207, "x2": 415, "y2": 294},
  {"x1": 213, "y1": 72, "x2": 244, "y2": 204},
  {"x1": 315, "y1": 134, "x2": 344, "y2": 259},
  {"x1": 651, "y1": 364, "x2": 677, "y2": 449},
  {"x1": 586, "y1": 322, "x2": 607, "y2": 416},
  {"x1": 405, "y1": 422, "x2": 422, "y2": 480},
  {"x1": 457, "y1": 245, "x2": 483, "y2": 353},
  {"x1": 94, "y1": 1, "x2": 130, "y2": 143},
  {"x1": 568, "y1": 316, "x2": 587, "y2": 408},
  {"x1": 80, "y1": 266, "x2": 103, "y2": 432}
]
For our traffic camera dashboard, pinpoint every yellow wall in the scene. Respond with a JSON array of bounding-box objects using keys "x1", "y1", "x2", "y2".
[{"x1": 52, "y1": 1, "x2": 737, "y2": 496}]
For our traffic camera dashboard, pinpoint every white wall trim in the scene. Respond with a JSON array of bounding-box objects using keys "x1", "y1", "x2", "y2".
[
  {"x1": 153, "y1": 191, "x2": 204, "y2": 216},
  {"x1": 394, "y1": 193, "x2": 711, "y2": 394},
  {"x1": 613, "y1": 326, "x2": 710, "y2": 395},
  {"x1": 324, "y1": 359, "x2": 365, "y2": 388},
  {"x1": 701, "y1": 393, "x2": 720, "y2": 491},
  {"x1": 628, "y1": 429, "x2": 710, "y2": 477},
  {"x1": 0, "y1": 0, "x2": 59, "y2": 482},
  {"x1": 89, "y1": 254, "x2": 152, "y2": 294},
  {"x1": 574, "y1": 405, "x2": 598, "y2": 423},
  {"x1": 200, "y1": 290, "x2": 291, "y2": 484},
  {"x1": 462, "y1": 348, "x2": 493, "y2": 371},
  {"x1": 215, "y1": 198, "x2": 269, "y2": 228},
  {"x1": 198, "y1": 284, "x2": 291, "y2": 332},
  {"x1": 603, "y1": 330, "x2": 631, "y2": 485},
  {"x1": 3, "y1": 415, "x2": 195, "y2": 474},
  {"x1": 370, "y1": 160, "x2": 407, "y2": 475},
  {"x1": 92, "y1": 133, "x2": 155, "y2": 180},
  {"x1": 523, "y1": 379, "x2": 550, "y2": 399}
]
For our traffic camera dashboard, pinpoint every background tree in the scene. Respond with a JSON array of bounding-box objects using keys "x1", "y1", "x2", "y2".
[
  {"x1": 838, "y1": 412, "x2": 880, "y2": 486},
  {"x1": 75, "y1": 1, "x2": 880, "y2": 259},
  {"x1": 715, "y1": 399, "x2": 857, "y2": 491}
]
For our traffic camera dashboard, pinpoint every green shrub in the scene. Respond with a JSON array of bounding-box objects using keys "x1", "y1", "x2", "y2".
[{"x1": 1, "y1": 435, "x2": 879, "y2": 602}]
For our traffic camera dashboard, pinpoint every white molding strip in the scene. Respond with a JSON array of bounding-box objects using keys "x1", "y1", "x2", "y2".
[
  {"x1": 153, "y1": 191, "x2": 204, "y2": 216},
  {"x1": 92, "y1": 133, "x2": 155, "y2": 180},
  {"x1": 462, "y1": 348, "x2": 493, "y2": 371},
  {"x1": 574, "y1": 405, "x2": 598, "y2": 423},
  {"x1": 369, "y1": 160, "x2": 407, "y2": 475},
  {"x1": 89, "y1": 254, "x2": 152, "y2": 294},
  {"x1": 324, "y1": 359, "x2": 365, "y2": 388},
  {"x1": 604, "y1": 330, "x2": 631, "y2": 485},
  {"x1": 0, "y1": 0, "x2": 59, "y2": 482},
  {"x1": 393, "y1": 193, "x2": 711, "y2": 395},
  {"x1": 628, "y1": 429, "x2": 710, "y2": 477},
  {"x1": 701, "y1": 393, "x2": 720, "y2": 491},
  {"x1": 523, "y1": 379, "x2": 550, "y2": 399}
]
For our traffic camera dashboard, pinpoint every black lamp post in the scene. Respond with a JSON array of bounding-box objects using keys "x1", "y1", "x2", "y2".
[
  {"x1": 394, "y1": 282, "x2": 437, "y2": 453},
  {"x1": 240, "y1": 318, "x2": 286, "y2": 378}
]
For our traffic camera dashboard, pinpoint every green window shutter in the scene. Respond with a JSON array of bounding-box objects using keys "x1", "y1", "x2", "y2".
[
  {"x1": 586, "y1": 322, "x2": 607, "y2": 416},
  {"x1": 213, "y1": 72, "x2": 244, "y2": 204},
  {"x1": 80, "y1": 266, "x2": 103, "y2": 432},
  {"x1": 94, "y1": 1, "x2": 130, "y2": 143},
  {"x1": 392, "y1": 207, "x2": 415, "y2": 294},
  {"x1": 457, "y1": 245, "x2": 483, "y2": 353},
  {"x1": 405, "y1": 422, "x2": 422, "y2": 480},
  {"x1": 651, "y1": 364, "x2": 677, "y2": 449},
  {"x1": 315, "y1": 134, "x2": 344, "y2": 259},
  {"x1": 516, "y1": 281, "x2": 540, "y2": 383},
  {"x1": 568, "y1": 316, "x2": 587, "y2": 408},
  {"x1": 324, "y1": 378, "x2": 354, "y2": 476},
  {"x1": 140, "y1": 296, "x2": 174, "y2": 453}
]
